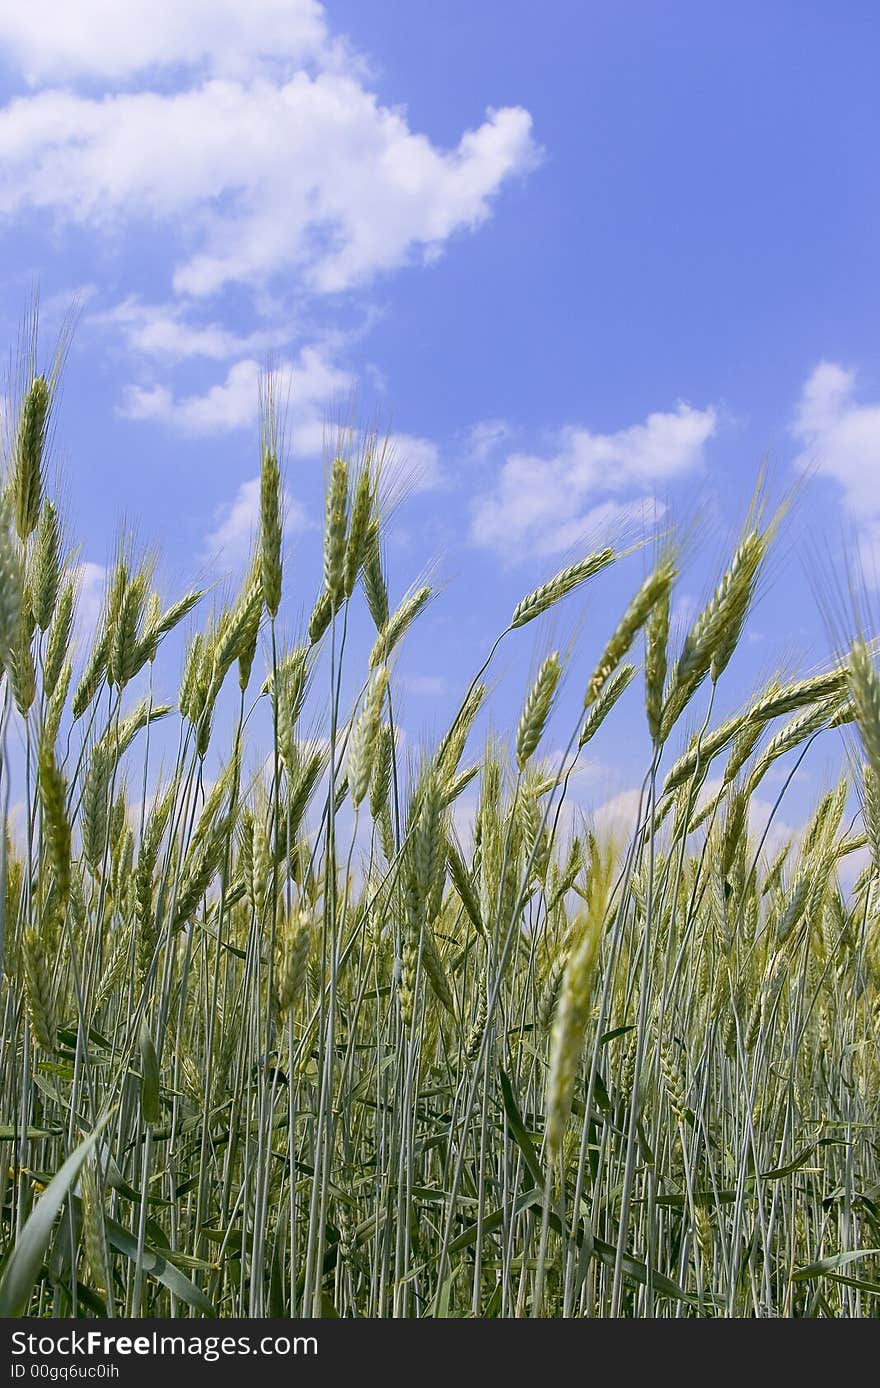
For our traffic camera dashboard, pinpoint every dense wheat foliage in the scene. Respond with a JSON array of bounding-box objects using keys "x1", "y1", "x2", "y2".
[{"x1": 1, "y1": 349, "x2": 880, "y2": 1319}]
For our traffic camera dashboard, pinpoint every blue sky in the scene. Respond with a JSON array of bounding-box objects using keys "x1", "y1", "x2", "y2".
[{"x1": 1, "y1": 0, "x2": 878, "y2": 831}]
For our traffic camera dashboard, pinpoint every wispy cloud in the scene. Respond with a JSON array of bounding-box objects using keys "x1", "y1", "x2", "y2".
[
  {"x1": 73, "y1": 560, "x2": 107, "y2": 646},
  {"x1": 470, "y1": 401, "x2": 716, "y2": 557},
  {"x1": 462, "y1": 418, "x2": 512, "y2": 464},
  {"x1": 93, "y1": 298, "x2": 294, "y2": 363},
  {"x1": 385, "y1": 433, "x2": 442, "y2": 493},
  {"x1": 204, "y1": 477, "x2": 309, "y2": 571},
  {"x1": 401, "y1": 674, "x2": 448, "y2": 698}
]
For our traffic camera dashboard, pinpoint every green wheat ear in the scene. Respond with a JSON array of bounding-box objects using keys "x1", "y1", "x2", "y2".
[
  {"x1": 13, "y1": 375, "x2": 49, "y2": 543},
  {"x1": 323, "y1": 454, "x2": 349, "y2": 604},
  {"x1": 586, "y1": 554, "x2": 675, "y2": 706},
  {"x1": 848, "y1": 638, "x2": 880, "y2": 778},
  {"x1": 369, "y1": 585, "x2": 431, "y2": 668},
  {"x1": 31, "y1": 500, "x2": 61, "y2": 632},
  {"x1": 0, "y1": 496, "x2": 23, "y2": 669},
  {"x1": 516, "y1": 652, "x2": 561, "y2": 769},
  {"x1": 510, "y1": 546, "x2": 616, "y2": 628},
  {"x1": 343, "y1": 465, "x2": 374, "y2": 600},
  {"x1": 545, "y1": 907, "x2": 603, "y2": 1163},
  {"x1": 260, "y1": 446, "x2": 283, "y2": 618},
  {"x1": 0, "y1": 317, "x2": 876, "y2": 1318},
  {"x1": 349, "y1": 665, "x2": 389, "y2": 807}
]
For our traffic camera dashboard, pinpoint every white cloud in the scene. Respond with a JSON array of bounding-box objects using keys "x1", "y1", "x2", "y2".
[
  {"x1": 696, "y1": 777, "x2": 798, "y2": 862},
  {"x1": 463, "y1": 417, "x2": 512, "y2": 463},
  {"x1": 541, "y1": 749, "x2": 616, "y2": 789},
  {"x1": 203, "y1": 479, "x2": 261, "y2": 567},
  {"x1": 793, "y1": 362, "x2": 880, "y2": 563},
  {"x1": 593, "y1": 787, "x2": 644, "y2": 842},
  {"x1": 74, "y1": 561, "x2": 107, "y2": 644},
  {"x1": 386, "y1": 432, "x2": 442, "y2": 492},
  {"x1": 0, "y1": 3, "x2": 537, "y2": 474},
  {"x1": 0, "y1": 1, "x2": 330, "y2": 83},
  {"x1": 7, "y1": 800, "x2": 27, "y2": 853},
  {"x1": 0, "y1": 72, "x2": 537, "y2": 299},
  {"x1": 204, "y1": 476, "x2": 308, "y2": 570},
  {"x1": 594, "y1": 778, "x2": 799, "y2": 861},
  {"x1": 94, "y1": 298, "x2": 293, "y2": 362},
  {"x1": 121, "y1": 347, "x2": 351, "y2": 447},
  {"x1": 123, "y1": 363, "x2": 259, "y2": 434},
  {"x1": 119, "y1": 354, "x2": 445, "y2": 500},
  {"x1": 749, "y1": 796, "x2": 798, "y2": 863},
  {"x1": 401, "y1": 674, "x2": 447, "y2": 697},
  {"x1": 470, "y1": 402, "x2": 716, "y2": 556}
]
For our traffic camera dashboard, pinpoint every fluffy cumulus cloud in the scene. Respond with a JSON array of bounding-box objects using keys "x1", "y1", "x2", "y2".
[
  {"x1": 593, "y1": 787, "x2": 644, "y2": 843},
  {"x1": 119, "y1": 349, "x2": 440, "y2": 497},
  {"x1": 697, "y1": 778, "x2": 798, "y2": 862},
  {"x1": 0, "y1": 1, "x2": 330, "y2": 82},
  {"x1": 793, "y1": 362, "x2": 880, "y2": 567},
  {"x1": 470, "y1": 401, "x2": 717, "y2": 556},
  {"x1": 593, "y1": 781, "x2": 798, "y2": 860},
  {"x1": 0, "y1": 8, "x2": 538, "y2": 299},
  {"x1": 0, "y1": 1, "x2": 537, "y2": 476},
  {"x1": 121, "y1": 347, "x2": 351, "y2": 447}
]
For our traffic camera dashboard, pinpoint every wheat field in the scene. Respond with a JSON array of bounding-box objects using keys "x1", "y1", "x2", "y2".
[{"x1": 1, "y1": 345, "x2": 879, "y2": 1320}]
